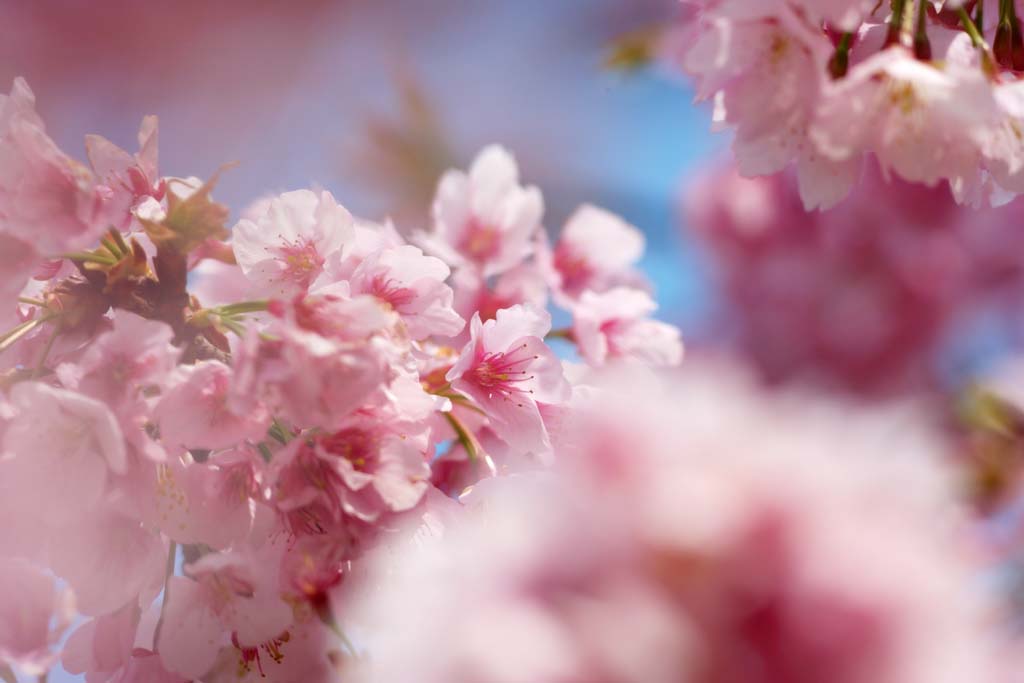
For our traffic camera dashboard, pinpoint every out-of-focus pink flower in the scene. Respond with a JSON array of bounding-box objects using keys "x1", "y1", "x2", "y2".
[
  {"x1": 233, "y1": 189, "x2": 354, "y2": 298},
  {"x1": 0, "y1": 559, "x2": 73, "y2": 675},
  {"x1": 418, "y1": 145, "x2": 543, "y2": 277},
  {"x1": 542, "y1": 204, "x2": 646, "y2": 303},
  {"x1": 157, "y1": 554, "x2": 293, "y2": 681},
  {"x1": 347, "y1": 244, "x2": 464, "y2": 339},
  {"x1": 147, "y1": 449, "x2": 260, "y2": 549},
  {"x1": 347, "y1": 365, "x2": 1007, "y2": 683},
  {"x1": 48, "y1": 507, "x2": 166, "y2": 617},
  {"x1": 447, "y1": 305, "x2": 569, "y2": 455},
  {"x1": 679, "y1": 2, "x2": 857, "y2": 210},
  {"x1": 269, "y1": 417, "x2": 431, "y2": 525},
  {"x1": 669, "y1": 2, "x2": 1024, "y2": 207},
  {"x1": 85, "y1": 115, "x2": 164, "y2": 232},
  {"x1": 156, "y1": 360, "x2": 269, "y2": 453},
  {"x1": 449, "y1": 262, "x2": 548, "y2": 345},
  {"x1": 57, "y1": 312, "x2": 179, "y2": 457},
  {"x1": 682, "y1": 158, "x2": 1024, "y2": 395},
  {"x1": 0, "y1": 78, "x2": 112, "y2": 254},
  {"x1": 1, "y1": 382, "x2": 126, "y2": 526},
  {"x1": 571, "y1": 287, "x2": 682, "y2": 367},
  {"x1": 230, "y1": 293, "x2": 394, "y2": 430},
  {"x1": 812, "y1": 42, "x2": 994, "y2": 195}
]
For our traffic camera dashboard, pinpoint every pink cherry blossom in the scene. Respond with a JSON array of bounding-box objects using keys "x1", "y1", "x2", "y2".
[
  {"x1": 57, "y1": 312, "x2": 179, "y2": 458},
  {"x1": 683, "y1": 157, "x2": 1024, "y2": 395},
  {"x1": 0, "y1": 78, "x2": 112, "y2": 254},
  {"x1": 680, "y1": 1, "x2": 858, "y2": 210},
  {"x1": 85, "y1": 115, "x2": 164, "y2": 231},
  {"x1": 156, "y1": 360, "x2": 269, "y2": 453},
  {"x1": 418, "y1": 145, "x2": 543, "y2": 277},
  {"x1": 269, "y1": 417, "x2": 431, "y2": 525},
  {"x1": 449, "y1": 261, "x2": 548, "y2": 344},
  {"x1": 542, "y1": 204, "x2": 647, "y2": 303},
  {"x1": 571, "y1": 287, "x2": 683, "y2": 367},
  {"x1": 233, "y1": 189, "x2": 354, "y2": 297},
  {"x1": 446, "y1": 305, "x2": 570, "y2": 455},
  {"x1": 157, "y1": 554, "x2": 293, "y2": 680},
  {"x1": 147, "y1": 449, "x2": 260, "y2": 549},
  {"x1": 48, "y1": 506, "x2": 166, "y2": 617},
  {"x1": 347, "y1": 244, "x2": 465, "y2": 339},
  {"x1": 0, "y1": 559, "x2": 73, "y2": 675},
  {"x1": 811, "y1": 45, "x2": 995, "y2": 194},
  {"x1": 1, "y1": 381, "x2": 126, "y2": 526},
  {"x1": 347, "y1": 366, "x2": 1008, "y2": 683},
  {"x1": 229, "y1": 293, "x2": 395, "y2": 430}
]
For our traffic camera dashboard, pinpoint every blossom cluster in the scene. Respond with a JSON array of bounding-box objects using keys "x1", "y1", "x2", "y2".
[
  {"x1": 668, "y1": 0, "x2": 1024, "y2": 209},
  {"x1": 346, "y1": 366, "x2": 1014, "y2": 683},
  {"x1": 684, "y1": 158, "x2": 1024, "y2": 396},
  {"x1": 0, "y1": 77, "x2": 681, "y2": 682}
]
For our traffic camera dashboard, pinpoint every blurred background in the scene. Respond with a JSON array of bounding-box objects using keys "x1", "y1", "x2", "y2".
[{"x1": 0, "y1": 0, "x2": 720, "y2": 335}]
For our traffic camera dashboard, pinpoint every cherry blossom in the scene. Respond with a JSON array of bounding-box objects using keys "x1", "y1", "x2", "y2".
[
  {"x1": 571, "y1": 287, "x2": 683, "y2": 367},
  {"x1": 446, "y1": 305, "x2": 570, "y2": 455},
  {"x1": 346, "y1": 365, "x2": 1009, "y2": 683},
  {"x1": 668, "y1": 0, "x2": 1024, "y2": 206},
  {"x1": 541, "y1": 203, "x2": 647, "y2": 303},
  {"x1": 0, "y1": 78, "x2": 114, "y2": 253},
  {"x1": 418, "y1": 145, "x2": 543, "y2": 277},
  {"x1": 233, "y1": 189, "x2": 354, "y2": 298},
  {"x1": 0, "y1": 559, "x2": 73, "y2": 675}
]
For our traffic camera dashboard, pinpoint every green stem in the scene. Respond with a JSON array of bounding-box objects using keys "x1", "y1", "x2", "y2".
[
  {"x1": 830, "y1": 31, "x2": 854, "y2": 78},
  {"x1": 887, "y1": 0, "x2": 908, "y2": 44},
  {"x1": 268, "y1": 418, "x2": 294, "y2": 445},
  {"x1": 17, "y1": 296, "x2": 45, "y2": 307},
  {"x1": 110, "y1": 228, "x2": 131, "y2": 254},
  {"x1": 32, "y1": 325, "x2": 60, "y2": 379},
  {"x1": 0, "y1": 315, "x2": 56, "y2": 355},
  {"x1": 217, "y1": 300, "x2": 270, "y2": 316},
  {"x1": 63, "y1": 251, "x2": 116, "y2": 266},
  {"x1": 100, "y1": 234, "x2": 122, "y2": 259},
  {"x1": 443, "y1": 411, "x2": 480, "y2": 461},
  {"x1": 960, "y1": 6, "x2": 988, "y2": 47},
  {"x1": 217, "y1": 316, "x2": 247, "y2": 337},
  {"x1": 257, "y1": 442, "x2": 274, "y2": 463},
  {"x1": 914, "y1": 0, "x2": 931, "y2": 58},
  {"x1": 153, "y1": 541, "x2": 178, "y2": 649}
]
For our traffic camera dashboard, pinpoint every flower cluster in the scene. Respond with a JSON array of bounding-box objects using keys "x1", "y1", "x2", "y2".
[
  {"x1": 346, "y1": 365, "x2": 1013, "y2": 683},
  {"x1": 0, "y1": 78, "x2": 681, "y2": 682},
  {"x1": 668, "y1": 0, "x2": 1024, "y2": 209},
  {"x1": 684, "y1": 158, "x2": 1024, "y2": 396}
]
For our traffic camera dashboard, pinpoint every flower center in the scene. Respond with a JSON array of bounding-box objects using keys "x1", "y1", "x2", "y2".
[
  {"x1": 369, "y1": 274, "x2": 416, "y2": 310},
  {"x1": 272, "y1": 237, "x2": 324, "y2": 288},
  {"x1": 459, "y1": 218, "x2": 501, "y2": 262},
  {"x1": 471, "y1": 344, "x2": 537, "y2": 401}
]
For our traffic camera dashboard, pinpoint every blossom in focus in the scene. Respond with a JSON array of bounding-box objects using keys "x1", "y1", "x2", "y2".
[
  {"x1": 232, "y1": 189, "x2": 354, "y2": 298},
  {"x1": 0, "y1": 74, "x2": 686, "y2": 683},
  {"x1": 446, "y1": 305, "x2": 570, "y2": 456}
]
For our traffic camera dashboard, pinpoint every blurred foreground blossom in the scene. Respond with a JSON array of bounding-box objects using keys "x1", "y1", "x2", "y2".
[{"x1": 346, "y1": 364, "x2": 1012, "y2": 683}]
